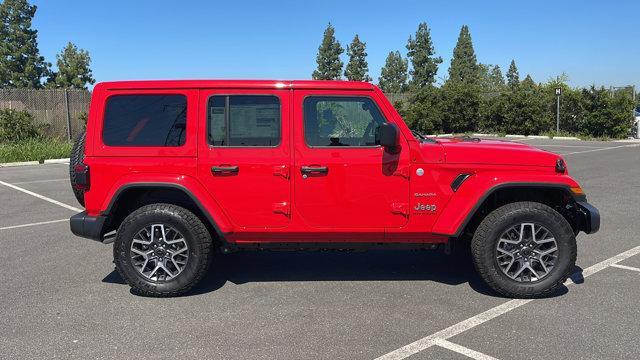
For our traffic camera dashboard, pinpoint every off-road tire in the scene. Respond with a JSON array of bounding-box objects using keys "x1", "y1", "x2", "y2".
[
  {"x1": 471, "y1": 201, "x2": 576, "y2": 298},
  {"x1": 69, "y1": 131, "x2": 86, "y2": 206},
  {"x1": 114, "y1": 204, "x2": 213, "y2": 297}
]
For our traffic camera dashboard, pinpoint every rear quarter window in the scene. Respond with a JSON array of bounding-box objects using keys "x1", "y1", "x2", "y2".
[{"x1": 102, "y1": 94, "x2": 187, "y2": 146}]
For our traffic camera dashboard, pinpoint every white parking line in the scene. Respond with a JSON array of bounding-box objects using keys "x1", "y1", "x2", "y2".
[
  {"x1": 12, "y1": 178, "x2": 68, "y2": 185},
  {"x1": 0, "y1": 180, "x2": 82, "y2": 212},
  {"x1": 609, "y1": 263, "x2": 640, "y2": 273},
  {"x1": 534, "y1": 144, "x2": 604, "y2": 148},
  {"x1": 0, "y1": 219, "x2": 68, "y2": 231},
  {"x1": 374, "y1": 244, "x2": 640, "y2": 360},
  {"x1": 433, "y1": 339, "x2": 500, "y2": 360},
  {"x1": 561, "y1": 144, "x2": 640, "y2": 156}
]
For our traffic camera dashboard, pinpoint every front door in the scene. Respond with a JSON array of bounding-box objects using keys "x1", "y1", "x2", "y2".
[
  {"x1": 292, "y1": 90, "x2": 410, "y2": 231},
  {"x1": 197, "y1": 89, "x2": 291, "y2": 228}
]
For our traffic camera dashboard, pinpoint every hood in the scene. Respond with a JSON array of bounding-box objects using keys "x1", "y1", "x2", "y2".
[{"x1": 433, "y1": 138, "x2": 560, "y2": 167}]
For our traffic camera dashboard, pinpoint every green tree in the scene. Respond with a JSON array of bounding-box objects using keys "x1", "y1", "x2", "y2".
[
  {"x1": 479, "y1": 64, "x2": 505, "y2": 92},
  {"x1": 404, "y1": 86, "x2": 443, "y2": 133},
  {"x1": 541, "y1": 74, "x2": 584, "y2": 134},
  {"x1": 0, "y1": 0, "x2": 49, "y2": 88},
  {"x1": 502, "y1": 75, "x2": 549, "y2": 135},
  {"x1": 344, "y1": 34, "x2": 371, "y2": 82},
  {"x1": 440, "y1": 82, "x2": 481, "y2": 133},
  {"x1": 312, "y1": 23, "x2": 343, "y2": 80},
  {"x1": 406, "y1": 22, "x2": 442, "y2": 89},
  {"x1": 440, "y1": 25, "x2": 480, "y2": 133},
  {"x1": 489, "y1": 65, "x2": 505, "y2": 91},
  {"x1": 555, "y1": 88, "x2": 585, "y2": 133},
  {"x1": 581, "y1": 86, "x2": 634, "y2": 138},
  {"x1": 447, "y1": 25, "x2": 479, "y2": 85},
  {"x1": 46, "y1": 42, "x2": 95, "y2": 89},
  {"x1": 378, "y1": 51, "x2": 408, "y2": 93},
  {"x1": 479, "y1": 92, "x2": 507, "y2": 132},
  {"x1": 506, "y1": 59, "x2": 519, "y2": 89}
]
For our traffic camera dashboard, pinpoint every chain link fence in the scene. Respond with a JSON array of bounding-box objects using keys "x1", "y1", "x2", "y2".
[
  {"x1": 383, "y1": 93, "x2": 412, "y2": 105},
  {"x1": 0, "y1": 89, "x2": 91, "y2": 140}
]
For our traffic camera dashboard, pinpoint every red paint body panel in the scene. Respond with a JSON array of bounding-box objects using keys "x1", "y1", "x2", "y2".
[{"x1": 82, "y1": 80, "x2": 581, "y2": 245}]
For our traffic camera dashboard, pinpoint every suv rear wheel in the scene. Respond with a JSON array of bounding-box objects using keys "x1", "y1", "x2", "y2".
[
  {"x1": 114, "y1": 204, "x2": 212, "y2": 297},
  {"x1": 471, "y1": 201, "x2": 576, "y2": 298}
]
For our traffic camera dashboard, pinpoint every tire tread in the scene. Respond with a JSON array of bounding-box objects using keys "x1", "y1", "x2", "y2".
[
  {"x1": 114, "y1": 203, "x2": 212, "y2": 297},
  {"x1": 471, "y1": 201, "x2": 576, "y2": 298}
]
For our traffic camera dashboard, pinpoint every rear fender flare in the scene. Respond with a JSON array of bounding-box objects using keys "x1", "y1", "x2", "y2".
[{"x1": 102, "y1": 176, "x2": 233, "y2": 240}]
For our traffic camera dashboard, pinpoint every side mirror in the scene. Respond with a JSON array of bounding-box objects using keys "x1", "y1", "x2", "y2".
[{"x1": 378, "y1": 122, "x2": 400, "y2": 149}]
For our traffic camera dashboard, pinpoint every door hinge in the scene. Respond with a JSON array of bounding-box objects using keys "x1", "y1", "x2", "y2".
[
  {"x1": 393, "y1": 166, "x2": 410, "y2": 179},
  {"x1": 391, "y1": 202, "x2": 409, "y2": 216},
  {"x1": 273, "y1": 165, "x2": 289, "y2": 179},
  {"x1": 272, "y1": 202, "x2": 290, "y2": 216}
]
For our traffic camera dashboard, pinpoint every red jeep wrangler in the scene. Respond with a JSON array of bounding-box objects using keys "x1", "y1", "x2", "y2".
[{"x1": 69, "y1": 80, "x2": 599, "y2": 298}]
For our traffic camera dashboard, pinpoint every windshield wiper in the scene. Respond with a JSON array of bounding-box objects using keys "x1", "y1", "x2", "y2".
[
  {"x1": 411, "y1": 129, "x2": 436, "y2": 143},
  {"x1": 411, "y1": 129, "x2": 426, "y2": 140}
]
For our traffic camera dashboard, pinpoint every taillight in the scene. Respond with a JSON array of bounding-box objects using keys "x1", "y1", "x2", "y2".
[{"x1": 73, "y1": 163, "x2": 90, "y2": 191}]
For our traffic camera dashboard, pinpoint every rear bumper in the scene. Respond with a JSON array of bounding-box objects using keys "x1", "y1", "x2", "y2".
[
  {"x1": 576, "y1": 201, "x2": 600, "y2": 234},
  {"x1": 70, "y1": 211, "x2": 107, "y2": 242}
]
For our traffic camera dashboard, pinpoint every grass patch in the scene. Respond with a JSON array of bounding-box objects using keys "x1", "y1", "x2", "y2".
[{"x1": 0, "y1": 139, "x2": 72, "y2": 163}]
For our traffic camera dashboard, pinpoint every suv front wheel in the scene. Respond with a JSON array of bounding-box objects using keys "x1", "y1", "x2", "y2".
[
  {"x1": 114, "y1": 204, "x2": 212, "y2": 297},
  {"x1": 471, "y1": 201, "x2": 577, "y2": 298}
]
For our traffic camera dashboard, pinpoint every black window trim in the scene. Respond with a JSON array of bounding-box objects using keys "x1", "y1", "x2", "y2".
[
  {"x1": 302, "y1": 94, "x2": 389, "y2": 149},
  {"x1": 101, "y1": 93, "x2": 189, "y2": 148},
  {"x1": 206, "y1": 94, "x2": 283, "y2": 148}
]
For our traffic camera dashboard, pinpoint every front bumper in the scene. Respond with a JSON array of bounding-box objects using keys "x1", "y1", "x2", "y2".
[
  {"x1": 70, "y1": 211, "x2": 107, "y2": 242},
  {"x1": 576, "y1": 201, "x2": 600, "y2": 234}
]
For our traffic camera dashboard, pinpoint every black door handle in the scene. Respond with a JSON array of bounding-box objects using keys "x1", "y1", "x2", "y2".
[
  {"x1": 211, "y1": 165, "x2": 239, "y2": 175},
  {"x1": 301, "y1": 166, "x2": 328, "y2": 175}
]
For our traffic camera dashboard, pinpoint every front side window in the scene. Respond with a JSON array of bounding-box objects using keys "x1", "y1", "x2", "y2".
[
  {"x1": 103, "y1": 94, "x2": 187, "y2": 147},
  {"x1": 208, "y1": 95, "x2": 280, "y2": 146},
  {"x1": 303, "y1": 96, "x2": 387, "y2": 147}
]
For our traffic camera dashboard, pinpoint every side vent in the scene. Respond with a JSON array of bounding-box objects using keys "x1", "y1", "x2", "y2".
[{"x1": 451, "y1": 174, "x2": 472, "y2": 192}]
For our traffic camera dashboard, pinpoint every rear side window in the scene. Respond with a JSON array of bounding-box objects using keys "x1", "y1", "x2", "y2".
[
  {"x1": 103, "y1": 94, "x2": 187, "y2": 147},
  {"x1": 208, "y1": 95, "x2": 280, "y2": 147}
]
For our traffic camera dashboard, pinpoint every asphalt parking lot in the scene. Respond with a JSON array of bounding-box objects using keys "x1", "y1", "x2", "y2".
[{"x1": 1, "y1": 138, "x2": 639, "y2": 360}]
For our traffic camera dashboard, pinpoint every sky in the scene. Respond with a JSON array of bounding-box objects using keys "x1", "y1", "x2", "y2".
[{"x1": 30, "y1": 0, "x2": 640, "y2": 89}]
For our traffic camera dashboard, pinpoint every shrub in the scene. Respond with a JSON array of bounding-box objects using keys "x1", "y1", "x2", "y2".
[
  {"x1": 502, "y1": 79, "x2": 550, "y2": 135},
  {"x1": 404, "y1": 86, "x2": 443, "y2": 134},
  {"x1": 0, "y1": 109, "x2": 42, "y2": 143},
  {"x1": 440, "y1": 82, "x2": 481, "y2": 133},
  {"x1": 479, "y1": 93, "x2": 507, "y2": 133},
  {"x1": 580, "y1": 86, "x2": 634, "y2": 138},
  {"x1": 397, "y1": 78, "x2": 634, "y2": 138}
]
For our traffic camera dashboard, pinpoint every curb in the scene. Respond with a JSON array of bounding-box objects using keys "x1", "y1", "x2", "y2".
[
  {"x1": 0, "y1": 158, "x2": 69, "y2": 168},
  {"x1": 44, "y1": 158, "x2": 70, "y2": 164},
  {"x1": 552, "y1": 136, "x2": 581, "y2": 140}
]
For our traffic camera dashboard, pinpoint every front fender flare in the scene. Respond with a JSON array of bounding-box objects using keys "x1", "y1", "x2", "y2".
[{"x1": 432, "y1": 176, "x2": 581, "y2": 237}]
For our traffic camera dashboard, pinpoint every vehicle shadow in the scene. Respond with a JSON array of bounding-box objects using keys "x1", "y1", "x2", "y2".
[{"x1": 102, "y1": 250, "x2": 576, "y2": 298}]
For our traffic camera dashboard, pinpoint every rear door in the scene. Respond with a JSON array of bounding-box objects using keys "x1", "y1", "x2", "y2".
[{"x1": 197, "y1": 89, "x2": 291, "y2": 228}]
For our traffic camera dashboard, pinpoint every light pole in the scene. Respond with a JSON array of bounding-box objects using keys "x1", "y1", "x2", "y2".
[{"x1": 555, "y1": 88, "x2": 561, "y2": 135}]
